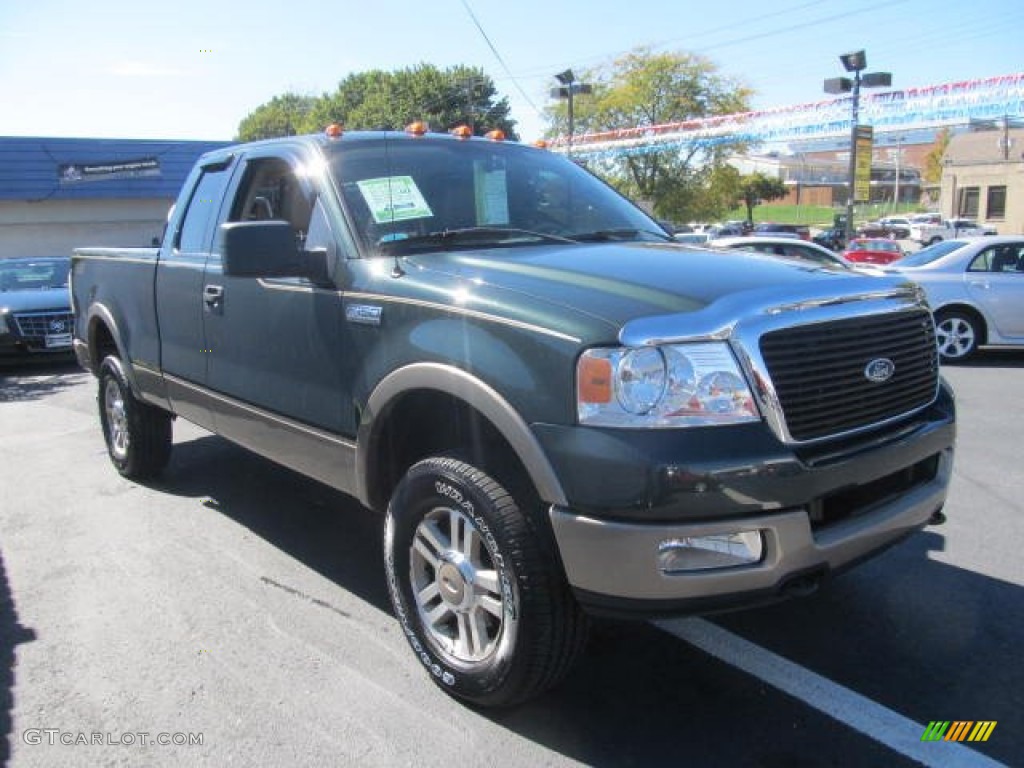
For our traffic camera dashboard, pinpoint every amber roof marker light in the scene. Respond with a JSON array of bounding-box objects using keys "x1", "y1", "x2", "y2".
[
  {"x1": 450, "y1": 125, "x2": 473, "y2": 140},
  {"x1": 405, "y1": 121, "x2": 428, "y2": 136},
  {"x1": 324, "y1": 123, "x2": 344, "y2": 139}
]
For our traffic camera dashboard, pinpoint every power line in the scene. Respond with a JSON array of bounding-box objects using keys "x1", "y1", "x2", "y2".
[{"x1": 457, "y1": 0, "x2": 542, "y2": 116}]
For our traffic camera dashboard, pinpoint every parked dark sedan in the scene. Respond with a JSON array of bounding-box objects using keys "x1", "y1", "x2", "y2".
[
  {"x1": 0, "y1": 257, "x2": 74, "y2": 360},
  {"x1": 812, "y1": 227, "x2": 846, "y2": 251}
]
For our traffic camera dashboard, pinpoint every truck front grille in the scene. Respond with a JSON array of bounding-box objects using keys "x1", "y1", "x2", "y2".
[
  {"x1": 13, "y1": 311, "x2": 74, "y2": 340},
  {"x1": 759, "y1": 310, "x2": 939, "y2": 442}
]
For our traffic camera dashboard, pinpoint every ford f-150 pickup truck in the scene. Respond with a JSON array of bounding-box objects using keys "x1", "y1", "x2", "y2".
[{"x1": 71, "y1": 124, "x2": 956, "y2": 707}]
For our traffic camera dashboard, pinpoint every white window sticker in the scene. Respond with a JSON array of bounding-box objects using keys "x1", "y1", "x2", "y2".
[
  {"x1": 475, "y1": 167, "x2": 510, "y2": 225},
  {"x1": 356, "y1": 176, "x2": 433, "y2": 223}
]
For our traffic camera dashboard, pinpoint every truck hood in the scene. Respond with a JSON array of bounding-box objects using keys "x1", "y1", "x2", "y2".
[
  {"x1": 0, "y1": 286, "x2": 71, "y2": 313},
  {"x1": 403, "y1": 241, "x2": 903, "y2": 338}
]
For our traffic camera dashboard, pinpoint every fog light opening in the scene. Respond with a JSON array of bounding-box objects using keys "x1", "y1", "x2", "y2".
[{"x1": 658, "y1": 531, "x2": 765, "y2": 573}]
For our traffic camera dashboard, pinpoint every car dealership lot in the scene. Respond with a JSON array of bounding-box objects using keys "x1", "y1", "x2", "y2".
[{"x1": 1, "y1": 358, "x2": 1021, "y2": 767}]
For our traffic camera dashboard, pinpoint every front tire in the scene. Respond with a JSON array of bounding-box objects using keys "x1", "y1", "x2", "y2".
[
  {"x1": 98, "y1": 356, "x2": 172, "y2": 478},
  {"x1": 934, "y1": 310, "x2": 980, "y2": 363},
  {"x1": 384, "y1": 457, "x2": 588, "y2": 707}
]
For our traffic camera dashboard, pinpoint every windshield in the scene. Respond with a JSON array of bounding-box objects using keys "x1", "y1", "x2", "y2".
[
  {"x1": 0, "y1": 257, "x2": 71, "y2": 291},
  {"x1": 325, "y1": 136, "x2": 667, "y2": 253},
  {"x1": 894, "y1": 240, "x2": 968, "y2": 267}
]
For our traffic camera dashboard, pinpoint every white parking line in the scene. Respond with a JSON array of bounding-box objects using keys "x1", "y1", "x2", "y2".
[{"x1": 655, "y1": 618, "x2": 1008, "y2": 768}]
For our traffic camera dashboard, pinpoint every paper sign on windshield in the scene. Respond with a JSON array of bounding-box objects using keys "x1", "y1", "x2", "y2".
[{"x1": 356, "y1": 176, "x2": 433, "y2": 223}]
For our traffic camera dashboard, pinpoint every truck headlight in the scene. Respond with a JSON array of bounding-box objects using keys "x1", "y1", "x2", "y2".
[{"x1": 577, "y1": 342, "x2": 760, "y2": 428}]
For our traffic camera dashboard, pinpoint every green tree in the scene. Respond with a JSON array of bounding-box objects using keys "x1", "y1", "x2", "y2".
[
  {"x1": 236, "y1": 93, "x2": 318, "y2": 141},
  {"x1": 238, "y1": 65, "x2": 517, "y2": 141},
  {"x1": 736, "y1": 172, "x2": 789, "y2": 222},
  {"x1": 545, "y1": 47, "x2": 751, "y2": 222}
]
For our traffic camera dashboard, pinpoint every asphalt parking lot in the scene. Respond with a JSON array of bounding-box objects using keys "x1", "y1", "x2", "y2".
[{"x1": 1, "y1": 354, "x2": 1022, "y2": 767}]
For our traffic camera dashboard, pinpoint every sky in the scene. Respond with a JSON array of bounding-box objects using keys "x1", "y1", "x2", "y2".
[{"x1": 1, "y1": 0, "x2": 1021, "y2": 144}]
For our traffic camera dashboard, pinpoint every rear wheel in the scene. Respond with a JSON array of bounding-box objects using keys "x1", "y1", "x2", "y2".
[
  {"x1": 98, "y1": 356, "x2": 172, "y2": 478},
  {"x1": 384, "y1": 457, "x2": 588, "y2": 707},
  {"x1": 934, "y1": 310, "x2": 980, "y2": 363}
]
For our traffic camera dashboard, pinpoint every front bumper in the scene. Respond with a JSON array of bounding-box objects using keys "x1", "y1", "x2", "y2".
[
  {"x1": 544, "y1": 385, "x2": 955, "y2": 618},
  {"x1": 0, "y1": 333, "x2": 75, "y2": 359},
  {"x1": 551, "y1": 444, "x2": 950, "y2": 616}
]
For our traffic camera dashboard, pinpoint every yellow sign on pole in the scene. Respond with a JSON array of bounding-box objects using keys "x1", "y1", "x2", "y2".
[{"x1": 854, "y1": 125, "x2": 873, "y2": 202}]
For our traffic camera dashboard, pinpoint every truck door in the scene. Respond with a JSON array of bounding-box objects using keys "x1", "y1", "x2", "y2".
[
  {"x1": 155, "y1": 157, "x2": 235, "y2": 428},
  {"x1": 202, "y1": 151, "x2": 348, "y2": 434}
]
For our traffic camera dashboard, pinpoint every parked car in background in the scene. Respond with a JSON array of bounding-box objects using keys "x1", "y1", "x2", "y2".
[
  {"x1": 909, "y1": 218, "x2": 996, "y2": 246},
  {"x1": 910, "y1": 212, "x2": 942, "y2": 226},
  {"x1": 812, "y1": 227, "x2": 846, "y2": 251},
  {"x1": 892, "y1": 235, "x2": 1024, "y2": 362},
  {"x1": 843, "y1": 238, "x2": 905, "y2": 265},
  {"x1": 711, "y1": 236, "x2": 858, "y2": 270},
  {"x1": 856, "y1": 218, "x2": 910, "y2": 239},
  {"x1": 753, "y1": 222, "x2": 810, "y2": 240},
  {"x1": 705, "y1": 222, "x2": 746, "y2": 239},
  {"x1": 0, "y1": 256, "x2": 74, "y2": 361},
  {"x1": 673, "y1": 232, "x2": 711, "y2": 245}
]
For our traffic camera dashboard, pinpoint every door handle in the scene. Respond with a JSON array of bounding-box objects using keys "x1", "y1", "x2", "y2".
[{"x1": 203, "y1": 284, "x2": 224, "y2": 308}]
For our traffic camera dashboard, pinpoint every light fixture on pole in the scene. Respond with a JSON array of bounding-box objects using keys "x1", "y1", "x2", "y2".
[
  {"x1": 551, "y1": 69, "x2": 592, "y2": 157},
  {"x1": 824, "y1": 50, "x2": 892, "y2": 245}
]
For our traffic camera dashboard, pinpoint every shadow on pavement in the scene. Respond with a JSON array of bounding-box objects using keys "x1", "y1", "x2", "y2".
[
  {"x1": 477, "y1": 529, "x2": 1021, "y2": 766},
  {"x1": 151, "y1": 434, "x2": 391, "y2": 614},
  {"x1": 139, "y1": 432, "x2": 1024, "y2": 766},
  {"x1": 1, "y1": 549, "x2": 37, "y2": 767},
  {"x1": 0, "y1": 360, "x2": 86, "y2": 403},
  {"x1": 945, "y1": 348, "x2": 1024, "y2": 369}
]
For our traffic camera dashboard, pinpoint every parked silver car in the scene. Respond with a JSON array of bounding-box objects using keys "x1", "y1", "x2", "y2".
[{"x1": 892, "y1": 236, "x2": 1024, "y2": 362}]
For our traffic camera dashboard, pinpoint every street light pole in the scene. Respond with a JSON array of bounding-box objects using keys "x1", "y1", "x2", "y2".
[
  {"x1": 824, "y1": 50, "x2": 891, "y2": 246},
  {"x1": 552, "y1": 69, "x2": 592, "y2": 159},
  {"x1": 844, "y1": 69, "x2": 862, "y2": 245},
  {"x1": 893, "y1": 135, "x2": 903, "y2": 213}
]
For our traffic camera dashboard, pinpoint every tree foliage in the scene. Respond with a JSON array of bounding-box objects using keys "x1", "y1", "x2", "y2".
[
  {"x1": 237, "y1": 65, "x2": 517, "y2": 142},
  {"x1": 735, "y1": 172, "x2": 789, "y2": 222},
  {"x1": 545, "y1": 47, "x2": 752, "y2": 222},
  {"x1": 923, "y1": 127, "x2": 952, "y2": 185},
  {"x1": 236, "y1": 93, "x2": 318, "y2": 142}
]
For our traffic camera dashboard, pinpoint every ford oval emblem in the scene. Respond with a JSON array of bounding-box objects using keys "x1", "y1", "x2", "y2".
[{"x1": 864, "y1": 358, "x2": 895, "y2": 383}]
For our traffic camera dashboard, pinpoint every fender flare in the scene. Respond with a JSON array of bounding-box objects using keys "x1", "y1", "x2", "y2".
[
  {"x1": 86, "y1": 304, "x2": 140, "y2": 394},
  {"x1": 356, "y1": 362, "x2": 568, "y2": 509}
]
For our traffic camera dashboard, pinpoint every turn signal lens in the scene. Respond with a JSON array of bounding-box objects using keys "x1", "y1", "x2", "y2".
[{"x1": 578, "y1": 356, "x2": 612, "y2": 404}]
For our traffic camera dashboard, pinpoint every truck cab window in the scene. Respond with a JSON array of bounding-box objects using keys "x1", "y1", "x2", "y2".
[
  {"x1": 177, "y1": 170, "x2": 230, "y2": 253},
  {"x1": 228, "y1": 157, "x2": 313, "y2": 243}
]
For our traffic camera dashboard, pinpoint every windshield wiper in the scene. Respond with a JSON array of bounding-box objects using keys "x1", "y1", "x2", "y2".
[
  {"x1": 568, "y1": 228, "x2": 673, "y2": 243},
  {"x1": 377, "y1": 226, "x2": 576, "y2": 252}
]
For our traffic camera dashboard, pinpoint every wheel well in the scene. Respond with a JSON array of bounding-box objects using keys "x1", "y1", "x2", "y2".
[
  {"x1": 935, "y1": 304, "x2": 987, "y2": 344},
  {"x1": 90, "y1": 319, "x2": 118, "y2": 368},
  {"x1": 366, "y1": 389, "x2": 536, "y2": 515}
]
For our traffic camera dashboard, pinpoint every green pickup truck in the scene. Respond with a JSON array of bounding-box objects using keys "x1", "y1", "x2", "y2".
[{"x1": 70, "y1": 125, "x2": 956, "y2": 706}]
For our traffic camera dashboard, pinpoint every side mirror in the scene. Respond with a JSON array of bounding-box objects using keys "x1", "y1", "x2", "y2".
[{"x1": 219, "y1": 221, "x2": 329, "y2": 284}]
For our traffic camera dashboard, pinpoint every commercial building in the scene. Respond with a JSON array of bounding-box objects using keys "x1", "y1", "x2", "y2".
[
  {"x1": 0, "y1": 137, "x2": 230, "y2": 259},
  {"x1": 941, "y1": 125, "x2": 1024, "y2": 234}
]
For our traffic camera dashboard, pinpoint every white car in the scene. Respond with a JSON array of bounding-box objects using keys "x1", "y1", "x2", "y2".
[
  {"x1": 892, "y1": 236, "x2": 1024, "y2": 361},
  {"x1": 709, "y1": 236, "x2": 874, "y2": 271}
]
